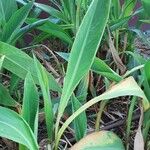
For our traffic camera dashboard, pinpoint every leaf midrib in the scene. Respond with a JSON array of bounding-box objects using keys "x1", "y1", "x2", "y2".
[
  {"x1": 59, "y1": 0, "x2": 98, "y2": 113},
  {"x1": 0, "y1": 120, "x2": 35, "y2": 149}
]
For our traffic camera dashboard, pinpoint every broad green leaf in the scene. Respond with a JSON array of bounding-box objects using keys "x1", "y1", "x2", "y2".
[
  {"x1": 71, "y1": 95, "x2": 87, "y2": 141},
  {"x1": 0, "y1": 83, "x2": 18, "y2": 107},
  {"x1": 0, "y1": 0, "x2": 17, "y2": 24},
  {"x1": 71, "y1": 131, "x2": 125, "y2": 150},
  {"x1": 26, "y1": 18, "x2": 73, "y2": 45},
  {"x1": 0, "y1": 41, "x2": 61, "y2": 92},
  {"x1": 1, "y1": 2, "x2": 33, "y2": 43},
  {"x1": 142, "y1": 0, "x2": 150, "y2": 17},
  {"x1": 92, "y1": 57, "x2": 122, "y2": 82},
  {"x1": 56, "y1": 52, "x2": 122, "y2": 82},
  {"x1": 0, "y1": 106, "x2": 38, "y2": 150},
  {"x1": 20, "y1": 72, "x2": 39, "y2": 150},
  {"x1": 22, "y1": 72, "x2": 39, "y2": 135},
  {"x1": 55, "y1": 77, "x2": 149, "y2": 147},
  {"x1": 0, "y1": 55, "x2": 5, "y2": 70},
  {"x1": 56, "y1": 0, "x2": 111, "y2": 133},
  {"x1": 34, "y1": 56, "x2": 54, "y2": 141}
]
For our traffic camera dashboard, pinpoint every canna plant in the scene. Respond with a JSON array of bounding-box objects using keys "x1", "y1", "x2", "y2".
[{"x1": 0, "y1": 0, "x2": 150, "y2": 150}]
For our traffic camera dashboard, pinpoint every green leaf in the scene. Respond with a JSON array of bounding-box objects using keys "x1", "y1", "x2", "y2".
[
  {"x1": 71, "y1": 131, "x2": 125, "y2": 150},
  {"x1": 110, "y1": 16, "x2": 131, "y2": 31},
  {"x1": 22, "y1": 72, "x2": 39, "y2": 136},
  {"x1": 9, "y1": 74, "x2": 21, "y2": 94},
  {"x1": 91, "y1": 57, "x2": 122, "y2": 82},
  {"x1": 20, "y1": 72, "x2": 39, "y2": 150},
  {"x1": 142, "y1": 73, "x2": 150, "y2": 101},
  {"x1": 76, "y1": 74, "x2": 89, "y2": 103},
  {"x1": 16, "y1": 0, "x2": 26, "y2": 5},
  {"x1": 56, "y1": 77, "x2": 149, "y2": 146},
  {"x1": 56, "y1": 52, "x2": 122, "y2": 82},
  {"x1": 112, "y1": 0, "x2": 121, "y2": 19},
  {"x1": 26, "y1": 18, "x2": 73, "y2": 45},
  {"x1": 142, "y1": 0, "x2": 150, "y2": 17},
  {"x1": 0, "y1": 83, "x2": 18, "y2": 107},
  {"x1": 12, "y1": 19, "x2": 48, "y2": 44},
  {"x1": 56, "y1": 0, "x2": 111, "y2": 130},
  {"x1": 122, "y1": 0, "x2": 137, "y2": 17},
  {"x1": 71, "y1": 95, "x2": 87, "y2": 141},
  {"x1": 144, "y1": 61, "x2": 150, "y2": 86},
  {"x1": 1, "y1": 2, "x2": 33, "y2": 43},
  {"x1": 0, "y1": 0, "x2": 17, "y2": 24},
  {"x1": 34, "y1": 2, "x2": 68, "y2": 23},
  {"x1": 140, "y1": 20, "x2": 150, "y2": 23},
  {"x1": 0, "y1": 41, "x2": 61, "y2": 92},
  {"x1": 0, "y1": 106, "x2": 38, "y2": 150},
  {"x1": 34, "y1": 56, "x2": 54, "y2": 141},
  {"x1": 0, "y1": 55, "x2": 5, "y2": 70}
]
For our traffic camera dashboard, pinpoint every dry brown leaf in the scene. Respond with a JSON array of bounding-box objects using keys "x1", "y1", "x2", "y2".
[{"x1": 108, "y1": 29, "x2": 126, "y2": 74}]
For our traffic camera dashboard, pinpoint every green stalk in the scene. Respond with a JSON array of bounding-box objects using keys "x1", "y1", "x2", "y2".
[
  {"x1": 95, "y1": 101, "x2": 107, "y2": 131},
  {"x1": 123, "y1": 65, "x2": 144, "y2": 78},
  {"x1": 95, "y1": 78, "x2": 109, "y2": 131},
  {"x1": 126, "y1": 96, "x2": 137, "y2": 150},
  {"x1": 143, "y1": 109, "x2": 150, "y2": 142},
  {"x1": 76, "y1": 2, "x2": 81, "y2": 32}
]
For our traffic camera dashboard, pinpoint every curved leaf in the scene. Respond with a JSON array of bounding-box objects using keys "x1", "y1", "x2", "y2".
[
  {"x1": 34, "y1": 2, "x2": 68, "y2": 23},
  {"x1": 56, "y1": 52, "x2": 122, "y2": 82},
  {"x1": 26, "y1": 18, "x2": 73, "y2": 45},
  {"x1": 55, "y1": 77, "x2": 149, "y2": 146},
  {"x1": 0, "y1": 106, "x2": 38, "y2": 150},
  {"x1": 0, "y1": 83, "x2": 18, "y2": 107},
  {"x1": 0, "y1": 41, "x2": 61, "y2": 92},
  {"x1": 22, "y1": 72, "x2": 39, "y2": 136},
  {"x1": 34, "y1": 56, "x2": 54, "y2": 141},
  {"x1": 56, "y1": 0, "x2": 111, "y2": 129}
]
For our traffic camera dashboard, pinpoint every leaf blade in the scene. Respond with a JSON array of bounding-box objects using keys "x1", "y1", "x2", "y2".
[
  {"x1": 22, "y1": 72, "x2": 39, "y2": 136},
  {"x1": 0, "y1": 42, "x2": 61, "y2": 92},
  {"x1": 56, "y1": 77, "x2": 149, "y2": 146},
  {"x1": 56, "y1": 0, "x2": 111, "y2": 126},
  {"x1": 0, "y1": 107, "x2": 38, "y2": 150}
]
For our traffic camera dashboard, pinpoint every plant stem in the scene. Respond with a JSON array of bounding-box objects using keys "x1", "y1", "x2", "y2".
[
  {"x1": 126, "y1": 96, "x2": 137, "y2": 150},
  {"x1": 95, "y1": 101, "x2": 107, "y2": 131}
]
